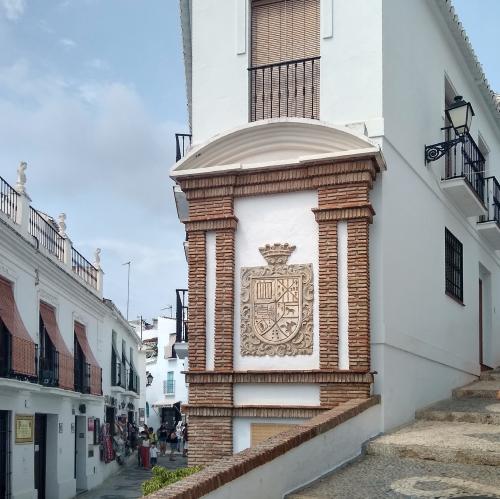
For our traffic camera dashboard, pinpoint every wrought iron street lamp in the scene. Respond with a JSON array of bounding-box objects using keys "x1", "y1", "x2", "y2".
[
  {"x1": 146, "y1": 371, "x2": 153, "y2": 387},
  {"x1": 425, "y1": 95, "x2": 475, "y2": 163}
]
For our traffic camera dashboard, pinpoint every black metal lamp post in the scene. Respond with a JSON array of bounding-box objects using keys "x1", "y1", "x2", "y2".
[
  {"x1": 425, "y1": 96, "x2": 475, "y2": 163},
  {"x1": 146, "y1": 371, "x2": 153, "y2": 387}
]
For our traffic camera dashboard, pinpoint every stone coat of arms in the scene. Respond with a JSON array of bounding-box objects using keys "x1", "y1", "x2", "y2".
[{"x1": 240, "y1": 243, "x2": 313, "y2": 356}]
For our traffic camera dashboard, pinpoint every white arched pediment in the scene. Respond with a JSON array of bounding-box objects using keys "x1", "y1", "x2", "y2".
[{"x1": 171, "y1": 118, "x2": 385, "y2": 177}]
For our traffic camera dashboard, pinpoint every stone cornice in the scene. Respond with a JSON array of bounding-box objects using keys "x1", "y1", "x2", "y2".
[
  {"x1": 312, "y1": 204, "x2": 375, "y2": 223},
  {"x1": 185, "y1": 215, "x2": 238, "y2": 232}
]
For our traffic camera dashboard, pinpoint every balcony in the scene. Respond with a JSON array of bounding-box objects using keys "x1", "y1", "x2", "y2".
[
  {"x1": 72, "y1": 248, "x2": 98, "y2": 290},
  {"x1": 477, "y1": 176, "x2": 500, "y2": 248},
  {"x1": 74, "y1": 360, "x2": 91, "y2": 394},
  {"x1": 128, "y1": 368, "x2": 139, "y2": 394},
  {"x1": 175, "y1": 133, "x2": 192, "y2": 162},
  {"x1": 39, "y1": 350, "x2": 59, "y2": 387},
  {"x1": 249, "y1": 56, "x2": 320, "y2": 122},
  {"x1": 29, "y1": 207, "x2": 65, "y2": 262},
  {"x1": 175, "y1": 288, "x2": 188, "y2": 359},
  {"x1": 440, "y1": 131, "x2": 487, "y2": 217},
  {"x1": 0, "y1": 330, "x2": 38, "y2": 382},
  {"x1": 0, "y1": 176, "x2": 18, "y2": 222}
]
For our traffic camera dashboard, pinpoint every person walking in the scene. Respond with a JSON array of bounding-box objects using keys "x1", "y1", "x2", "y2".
[
  {"x1": 169, "y1": 428, "x2": 178, "y2": 461},
  {"x1": 158, "y1": 424, "x2": 168, "y2": 456},
  {"x1": 140, "y1": 430, "x2": 150, "y2": 469},
  {"x1": 182, "y1": 424, "x2": 188, "y2": 457}
]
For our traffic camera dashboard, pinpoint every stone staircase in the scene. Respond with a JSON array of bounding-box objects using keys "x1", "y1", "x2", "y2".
[{"x1": 288, "y1": 369, "x2": 500, "y2": 498}]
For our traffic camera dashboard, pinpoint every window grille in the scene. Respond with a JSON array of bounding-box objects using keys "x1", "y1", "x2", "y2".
[{"x1": 445, "y1": 228, "x2": 463, "y2": 302}]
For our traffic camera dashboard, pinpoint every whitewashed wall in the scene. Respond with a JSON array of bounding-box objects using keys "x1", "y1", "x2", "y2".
[
  {"x1": 0, "y1": 214, "x2": 142, "y2": 498},
  {"x1": 209, "y1": 404, "x2": 381, "y2": 499},
  {"x1": 142, "y1": 316, "x2": 188, "y2": 431},
  {"x1": 233, "y1": 191, "x2": 320, "y2": 371}
]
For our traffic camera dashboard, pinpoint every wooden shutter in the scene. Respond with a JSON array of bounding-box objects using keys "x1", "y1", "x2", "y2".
[
  {"x1": 251, "y1": 0, "x2": 320, "y2": 67},
  {"x1": 250, "y1": 423, "x2": 297, "y2": 446}
]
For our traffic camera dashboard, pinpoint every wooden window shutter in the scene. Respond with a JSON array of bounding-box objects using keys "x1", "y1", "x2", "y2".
[{"x1": 251, "y1": 0, "x2": 320, "y2": 67}]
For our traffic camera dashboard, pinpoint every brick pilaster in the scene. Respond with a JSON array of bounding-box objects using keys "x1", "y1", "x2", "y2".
[
  {"x1": 317, "y1": 220, "x2": 339, "y2": 369},
  {"x1": 215, "y1": 229, "x2": 235, "y2": 371},
  {"x1": 347, "y1": 219, "x2": 370, "y2": 370},
  {"x1": 187, "y1": 231, "x2": 206, "y2": 371},
  {"x1": 188, "y1": 416, "x2": 233, "y2": 467}
]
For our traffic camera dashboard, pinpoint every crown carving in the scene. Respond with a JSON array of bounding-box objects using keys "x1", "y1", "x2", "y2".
[{"x1": 259, "y1": 243, "x2": 296, "y2": 265}]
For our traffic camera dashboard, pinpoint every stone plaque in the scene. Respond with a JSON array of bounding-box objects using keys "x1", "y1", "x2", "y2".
[{"x1": 241, "y1": 243, "x2": 313, "y2": 356}]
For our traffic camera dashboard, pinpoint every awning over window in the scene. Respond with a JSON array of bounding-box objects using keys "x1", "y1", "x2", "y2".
[
  {"x1": 0, "y1": 276, "x2": 36, "y2": 376},
  {"x1": 40, "y1": 302, "x2": 71, "y2": 356},
  {"x1": 40, "y1": 302, "x2": 73, "y2": 390},
  {"x1": 74, "y1": 321, "x2": 101, "y2": 396},
  {"x1": 74, "y1": 321, "x2": 99, "y2": 367}
]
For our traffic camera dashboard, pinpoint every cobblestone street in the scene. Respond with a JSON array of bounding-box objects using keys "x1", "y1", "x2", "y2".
[{"x1": 77, "y1": 453, "x2": 187, "y2": 499}]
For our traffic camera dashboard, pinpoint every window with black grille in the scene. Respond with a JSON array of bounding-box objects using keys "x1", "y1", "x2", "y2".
[{"x1": 445, "y1": 228, "x2": 463, "y2": 302}]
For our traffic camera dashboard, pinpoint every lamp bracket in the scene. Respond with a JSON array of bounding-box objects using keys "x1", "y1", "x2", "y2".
[{"x1": 425, "y1": 136, "x2": 463, "y2": 164}]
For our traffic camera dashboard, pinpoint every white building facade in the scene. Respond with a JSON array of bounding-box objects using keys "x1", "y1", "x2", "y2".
[
  {"x1": 138, "y1": 314, "x2": 188, "y2": 432},
  {"x1": 172, "y1": 0, "x2": 500, "y2": 465},
  {"x1": 0, "y1": 164, "x2": 145, "y2": 499}
]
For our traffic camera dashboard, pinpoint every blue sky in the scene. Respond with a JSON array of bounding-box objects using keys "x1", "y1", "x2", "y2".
[{"x1": 0, "y1": 0, "x2": 498, "y2": 321}]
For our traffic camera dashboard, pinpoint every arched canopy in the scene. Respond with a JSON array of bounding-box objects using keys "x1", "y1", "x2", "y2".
[{"x1": 171, "y1": 118, "x2": 385, "y2": 178}]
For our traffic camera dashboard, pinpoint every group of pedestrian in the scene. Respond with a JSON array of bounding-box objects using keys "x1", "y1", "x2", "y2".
[{"x1": 137, "y1": 422, "x2": 188, "y2": 469}]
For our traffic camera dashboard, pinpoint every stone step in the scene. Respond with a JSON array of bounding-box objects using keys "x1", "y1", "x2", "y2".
[
  {"x1": 366, "y1": 420, "x2": 500, "y2": 466},
  {"x1": 416, "y1": 398, "x2": 500, "y2": 425},
  {"x1": 453, "y1": 380, "x2": 500, "y2": 400},
  {"x1": 481, "y1": 369, "x2": 500, "y2": 382}
]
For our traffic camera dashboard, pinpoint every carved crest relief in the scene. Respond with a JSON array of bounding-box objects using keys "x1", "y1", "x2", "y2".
[{"x1": 240, "y1": 243, "x2": 313, "y2": 356}]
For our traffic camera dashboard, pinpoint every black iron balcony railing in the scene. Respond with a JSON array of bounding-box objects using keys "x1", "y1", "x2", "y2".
[
  {"x1": 71, "y1": 247, "x2": 98, "y2": 290},
  {"x1": 39, "y1": 350, "x2": 59, "y2": 387},
  {"x1": 176, "y1": 289, "x2": 188, "y2": 343},
  {"x1": 0, "y1": 331, "x2": 38, "y2": 382},
  {"x1": 249, "y1": 56, "x2": 320, "y2": 122},
  {"x1": 479, "y1": 176, "x2": 500, "y2": 226},
  {"x1": 29, "y1": 207, "x2": 65, "y2": 261},
  {"x1": 74, "y1": 361, "x2": 91, "y2": 394},
  {"x1": 128, "y1": 368, "x2": 139, "y2": 393},
  {"x1": 175, "y1": 133, "x2": 192, "y2": 162},
  {"x1": 111, "y1": 359, "x2": 122, "y2": 387},
  {"x1": 443, "y1": 130, "x2": 486, "y2": 203},
  {"x1": 0, "y1": 175, "x2": 18, "y2": 221}
]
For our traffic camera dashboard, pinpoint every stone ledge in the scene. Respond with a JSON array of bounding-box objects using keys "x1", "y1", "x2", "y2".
[
  {"x1": 183, "y1": 405, "x2": 328, "y2": 418},
  {"x1": 185, "y1": 370, "x2": 374, "y2": 384},
  {"x1": 146, "y1": 396, "x2": 381, "y2": 499}
]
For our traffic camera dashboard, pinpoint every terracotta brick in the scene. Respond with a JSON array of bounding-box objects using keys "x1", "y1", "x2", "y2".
[{"x1": 320, "y1": 383, "x2": 371, "y2": 408}]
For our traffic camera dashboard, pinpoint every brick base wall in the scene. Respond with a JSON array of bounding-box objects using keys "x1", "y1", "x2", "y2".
[
  {"x1": 188, "y1": 416, "x2": 233, "y2": 467},
  {"x1": 320, "y1": 383, "x2": 371, "y2": 408}
]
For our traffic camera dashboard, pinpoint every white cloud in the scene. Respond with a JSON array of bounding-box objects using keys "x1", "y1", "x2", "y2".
[
  {"x1": 86, "y1": 58, "x2": 109, "y2": 71},
  {"x1": 0, "y1": 60, "x2": 187, "y2": 318},
  {"x1": 59, "y1": 37, "x2": 76, "y2": 49},
  {"x1": 2, "y1": 0, "x2": 25, "y2": 20}
]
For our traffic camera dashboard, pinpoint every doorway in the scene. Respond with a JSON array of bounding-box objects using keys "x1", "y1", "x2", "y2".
[
  {"x1": 34, "y1": 414, "x2": 47, "y2": 499},
  {"x1": 0, "y1": 411, "x2": 9, "y2": 498},
  {"x1": 479, "y1": 265, "x2": 492, "y2": 370},
  {"x1": 74, "y1": 416, "x2": 87, "y2": 493}
]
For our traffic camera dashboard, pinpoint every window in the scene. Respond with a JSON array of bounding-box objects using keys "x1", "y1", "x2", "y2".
[
  {"x1": 250, "y1": 0, "x2": 320, "y2": 121},
  {"x1": 164, "y1": 371, "x2": 175, "y2": 395},
  {"x1": 445, "y1": 228, "x2": 463, "y2": 303}
]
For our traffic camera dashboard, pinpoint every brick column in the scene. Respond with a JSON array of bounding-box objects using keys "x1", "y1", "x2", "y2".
[
  {"x1": 188, "y1": 416, "x2": 233, "y2": 466},
  {"x1": 215, "y1": 229, "x2": 235, "y2": 371}
]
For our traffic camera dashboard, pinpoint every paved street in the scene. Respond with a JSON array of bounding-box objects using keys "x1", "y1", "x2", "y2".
[{"x1": 77, "y1": 452, "x2": 188, "y2": 499}]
